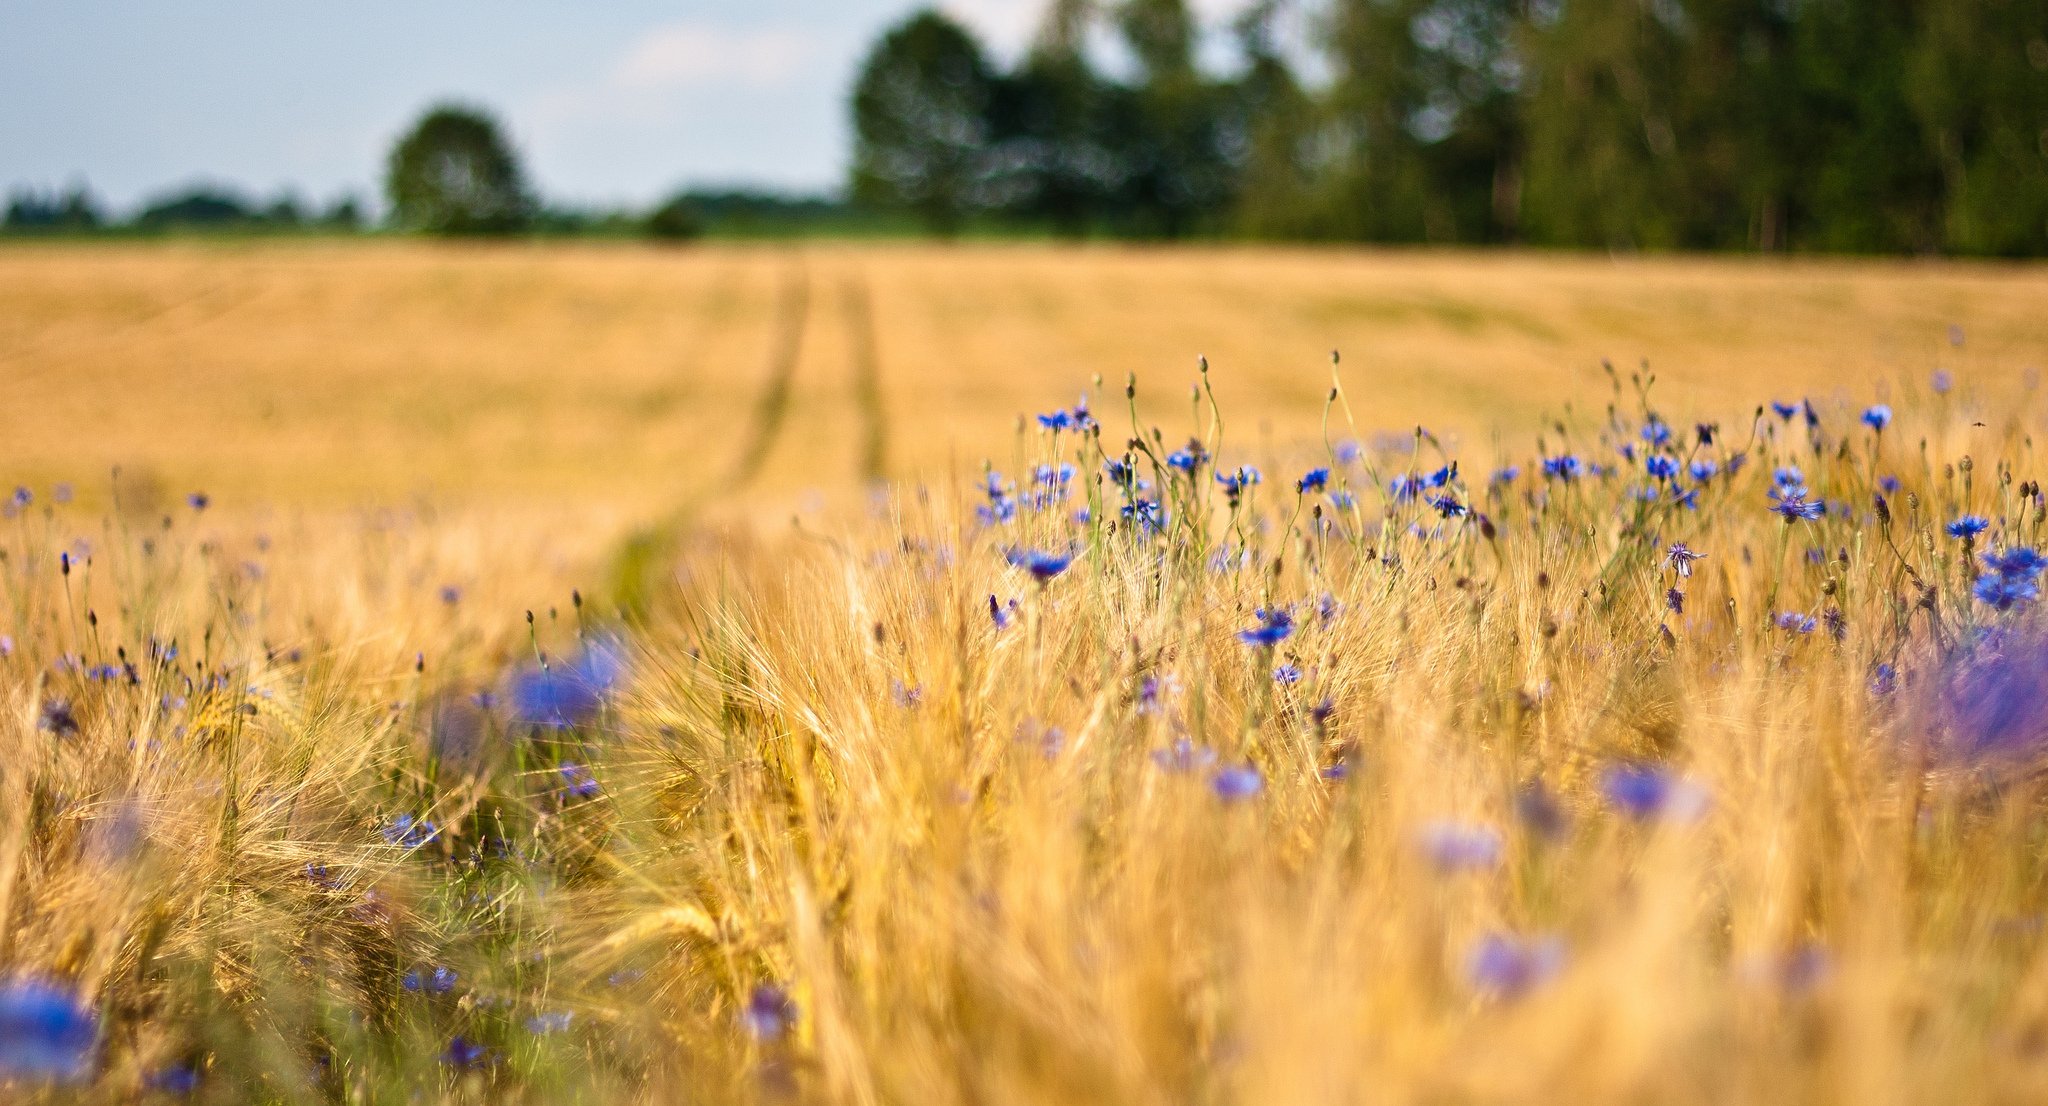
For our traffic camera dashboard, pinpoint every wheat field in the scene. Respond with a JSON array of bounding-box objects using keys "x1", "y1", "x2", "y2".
[{"x1": 3, "y1": 241, "x2": 2048, "y2": 1104}]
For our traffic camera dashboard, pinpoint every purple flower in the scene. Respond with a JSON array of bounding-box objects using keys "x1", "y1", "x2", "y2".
[
  {"x1": 1770, "y1": 401, "x2": 1800, "y2": 420},
  {"x1": 1645, "y1": 455, "x2": 1680, "y2": 481},
  {"x1": 0, "y1": 978, "x2": 96, "y2": 1082},
  {"x1": 1416, "y1": 821, "x2": 1504, "y2": 872},
  {"x1": 1861, "y1": 405, "x2": 1893, "y2": 431},
  {"x1": 1541, "y1": 455, "x2": 1582, "y2": 481},
  {"x1": 988, "y1": 594, "x2": 1018, "y2": 629},
  {"x1": 743, "y1": 985, "x2": 795, "y2": 1041},
  {"x1": 1601, "y1": 764, "x2": 1710, "y2": 822},
  {"x1": 1297, "y1": 467, "x2": 1330, "y2": 494},
  {"x1": 1688, "y1": 459, "x2": 1718, "y2": 482},
  {"x1": 442, "y1": 1036, "x2": 489, "y2": 1068},
  {"x1": 381, "y1": 814, "x2": 439, "y2": 849},
  {"x1": 1005, "y1": 547, "x2": 1073, "y2": 582},
  {"x1": 526, "y1": 1011, "x2": 574, "y2": 1035},
  {"x1": 1150, "y1": 737, "x2": 1216, "y2": 773},
  {"x1": 1465, "y1": 934, "x2": 1566, "y2": 998},
  {"x1": 1272, "y1": 663, "x2": 1303, "y2": 686},
  {"x1": 1665, "y1": 542, "x2": 1705, "y2": 578},
  {"x1": 507, "y1": 636, "x2": 626, "y2": 729},
  {"x1": 1776, "y1": 611, "x2": 1819, "y2": 635},
  {"x1": 1769, "y1": 491, "x2": 1825, "y2": 522},
  {"x1": 1210, "y1": 765, "x2": 1264, "y2": 801},
  {"x1": 1641, "y1": 419, "x2": 1672, "y2": 446},
  {"x1": 557, "y1": 763, "x2": 601, "y2": 801},
  {"x1": 1237, "y1": 608, "x2": 1294, "y2": 647},
  {"x1": 1946, "y1": 515, "x2": 1990, "y2": 540},
  {"x1": 1932, "y1": 369, "x2": 1954, "y2": 394}
]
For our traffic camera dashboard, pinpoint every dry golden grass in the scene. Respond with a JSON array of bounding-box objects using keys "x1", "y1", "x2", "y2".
[
  {"x1": 4, "y1": 241, "x2": 2048, "y2": 1104},
  {"x1": 3, "y1": 241, "x2": 2044, "y2": 513}
]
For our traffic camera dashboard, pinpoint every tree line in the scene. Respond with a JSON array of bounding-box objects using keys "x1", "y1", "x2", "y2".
[{"x1": 851, "y1": 0, "x2": 2048, "y2": 255}]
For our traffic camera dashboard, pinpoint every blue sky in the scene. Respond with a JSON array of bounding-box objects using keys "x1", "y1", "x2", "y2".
[{"x1": 1, "y1": 1, "x2": 1257, "y2": 213}]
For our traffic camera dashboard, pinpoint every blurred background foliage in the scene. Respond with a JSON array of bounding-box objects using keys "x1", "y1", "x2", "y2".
[{"x1": 5, "y1": 0, "x2": 2045, "y2": 254}]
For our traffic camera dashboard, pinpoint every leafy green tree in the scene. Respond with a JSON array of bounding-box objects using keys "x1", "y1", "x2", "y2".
[
  {"x1": 386, "y1": 104, "x2": 532, "y2": 235},
  {"x1": 1108, "y1": 0, "x2": 1235, "y2": 236},
  {"x1": 643, "y1": 194, "x2": 705, "y2": 241},
  {"x1": 1908, "y1": 0, "x2": 2048, "y2": 256},
  {"x1": 990, "y1": 1, "x2": 1122, "y2": 236},
  {"x1": 850, "y1": 10, "x2": 999, "y2": 236}
]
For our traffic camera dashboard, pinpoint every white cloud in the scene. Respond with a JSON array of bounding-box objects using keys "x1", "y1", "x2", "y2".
[{"x1": 612, "y1": 23, "x2": 819, "y2": 92}]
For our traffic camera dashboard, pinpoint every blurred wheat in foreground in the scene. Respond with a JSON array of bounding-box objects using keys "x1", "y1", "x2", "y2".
[{"x1": 4, "y1": 356, "x2": 2047, "y2": 1106}]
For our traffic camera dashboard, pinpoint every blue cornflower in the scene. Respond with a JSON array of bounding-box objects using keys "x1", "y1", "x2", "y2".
[
  {"x1": 0, "y1": 978, "x2": 96, "y2": 1082},
  {"x1": 1491, "y1": 465, "x2": 1520, "y2": 484},
  {"x1": 1297, "y1": 467, "x2": 1330, "y2": 494},
  {"x1": 1428, "y1": 494, "x2": 1467, "y2": 518},
  {"x1": 1975, "y1": 573, "x2": 2039, "y2": 610},
  {"x1": 526, "y1": 1012, "x2": 574, "y2": 1035},
  {"x1": 1541, "y1": 455, "x2": 1582, "y2": 481},
  {"x1": 1237, "y1": 607, "x2": 1294, "y2": 647},
  {"x1": 1335, "y1": 440, "x2": 1362, "y2": 464},
  {"x1": 1465, "y1": 934, "x2": 1566, "y2": 999},
  {"x1": 1215, "y1": 466, "x2": 1261, "y2": 495},
  {"x1": 1423, "y1": 463, "x2": 1456, "y2": 489},
  {"x1": 1932, "y1": 369, "x2": 1954, "y2": 395},
  {"x1": 1776, "y1": 611, "x2": 1819, "y2": 635},
  {"x1": 557, "y1": 764, "x2": 601, "y2": 800},
  {"x1": 1151, "y1": 738, "x2": 1218, "y2": 773},
  {"x1": 1388, "y1": 473, "x2": 1423, "y2": 501},
  {"x1": 442, "y1": 1036, "x2": 489, "y2": 1068},
  {"x1": 1273, "y1": 663, "x2": 1303, "y2": 686},
  {"x1": 1984, "y1": 547, "x2": 2048, "y2": 580},
  {"x1": 1036, "y1": 410, "x2": 1072, "y2": 431},
  {"x1": 1946, "y1": 515, "x2": 1990, "y2": 540},
  {"x1": 1862, "y1": 405, "x2": 1893, "y2": 431},
  {"x1": 1328, "y1": 489, "x2": 1357, "y2": 510},
  {"x1": 381, "y1": 814, "x2": 438, "y2": 849},
  {"x1": 743, "y1": 985, "x2": 796, "y2": 1041},
  {"x1": 146, "y1": 1064, "x2": 200, "y2": 1093},
  {"x1": 1032, "y1": 463, "x2": 1077, "y2": 488},
  {"x1": 976, "y1": 497, "x2": 1017, "y2": 526},
  {"x1": 508, "y1": 636, "x2": 626, "y2": 729},
  {"x1": 1601, "y1": 764, "x2": 1710, "y2": 822},
  {"x1": 1878, "y1": 475, "x2": 1901, "y2": 494},
  {"x1": 186, "y1": 492, "x2": 209, "y2": 511},
  {"x1": 1665, "y1": 542, "x2": 1705, "y2": 578},
  {"x1": 1005, "y1": 547, "x2": 1073, "y2": 582},
  {"x1": 1416, "y1": 821, "x2": 1504, "y2": 872},
  {"x1": 1645, "y1": 455, "x2": 1680, "y2": 481},
  {"x1": 9, "y1": 487, "x2": 28, "y2": 508},
  {"x1": 1689, "y1": 459, "x2": 1718, "y2": 482},
  {"x1": 1769, "y1": 491, "x2": 1825, "y2": 522},
  {"x1": 1641, "y1": 419, "x2": 1673, "y2": 446},
  {"x1": 988, "y1": 594, "x2": 1017, "y2": 629},
  {"x1": 1121, "y1": 498, "x2": 1166, "y2": 535},
  {"x1": 1772, "y1": 465, "x2": 1805, "y2": 490},
  {"x1": 1666, "y1": 587, "x2": 1685, "y2": 614},
  {"x1": 1770, "y1": 401, "x2": 1799, "y2": 420},
  {"x1": 1104, "y1": 458, "x2": 1134, "y2": 486},
  {"x1": 1318, "y1": 593, "x2": 1341, "y2": 623},
  {"x1": 1166, "y1": 447, "x2": 1203, "y2": 474},
  {"x1": 402, "y1": 966, "x2": 458, "y2": 994},
  {"x1": 1210, "y1": 765, "x2": 1264, "y2": 801}
]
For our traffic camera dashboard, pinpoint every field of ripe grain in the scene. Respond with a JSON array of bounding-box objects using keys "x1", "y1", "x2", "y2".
[
  {"x1": 3, "y1": 242, "x2": 2044, "y2": 514},
  {"x1": 9, "y1": 242, "x2": 2048, "y2": 1105}
]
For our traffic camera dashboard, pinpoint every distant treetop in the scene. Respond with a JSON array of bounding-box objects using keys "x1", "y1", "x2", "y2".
[{"x1": 386, "y1": 104, "x2": 533, "y2": 236}]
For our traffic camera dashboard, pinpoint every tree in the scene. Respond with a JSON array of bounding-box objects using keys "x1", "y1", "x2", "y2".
[
  {"x1": 386, "y1": 104, "x2": 532, "y2": 235},
  {"x1": 850, "y1": 10, "x2": 999, "y2": 235},
  {"x1": 3, "y1": 184, "x2": 102, "y2": 233},
  {"x1": 1107, "y1": 0, "x2": 1236, "y2": 236},
  {"x1": 643, "y1": 193, "x2": 705, "y2": 241}
]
